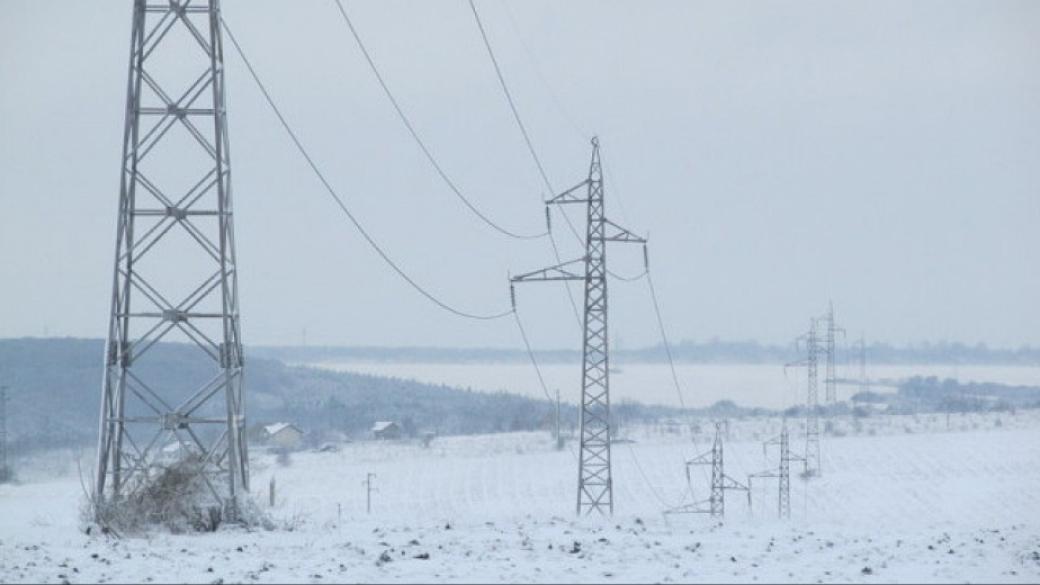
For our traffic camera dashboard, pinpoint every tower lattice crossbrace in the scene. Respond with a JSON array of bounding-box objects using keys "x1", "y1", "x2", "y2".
[
  {"x1": 511, "y1": 137, "x2": 645, "y2": 515},
  {"x1": 95, "y1": 0, "x2": 248, "y2": 514}
]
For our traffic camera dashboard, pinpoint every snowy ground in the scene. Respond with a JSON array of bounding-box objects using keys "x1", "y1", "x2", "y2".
[{"x1": 2, "y1": 411, "x2": 1039, "y2": 583}]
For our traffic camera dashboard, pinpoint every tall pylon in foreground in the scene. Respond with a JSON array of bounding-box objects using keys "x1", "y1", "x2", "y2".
[
  {"x1": 95, "y1": 0, "x2": 248, "y2": 515},
  {"x1": 512, "y1": 137, "x2": 645, "y2": 515}
]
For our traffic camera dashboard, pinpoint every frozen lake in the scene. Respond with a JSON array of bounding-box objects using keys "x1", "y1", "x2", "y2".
[{"x1": 305, "y1": 361, "x2": 1040, "y2": 409}]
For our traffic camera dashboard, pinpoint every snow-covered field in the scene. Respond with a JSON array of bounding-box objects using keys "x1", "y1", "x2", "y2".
[
  {"x1": 2, "y1": 410, "x2": 1039, "y2": 583},
  {"x1": 310, "y1": 361, "x2": 1040, "y2": 409}
]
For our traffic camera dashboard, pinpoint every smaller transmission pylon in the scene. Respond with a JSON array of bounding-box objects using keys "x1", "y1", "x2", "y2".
[
  {"x1": 858, "y1": 333, "x2": 867, "y2": 397},
  {"x1": 749, "y1": 420, "x2": 802, "y2": 518},
  {"x1": 786, "y1": 318, "x2": 827, "y2": 477},
  {"x1": 0, "y1": 385, "x2": 8, "y2": 480},
  {"x1": 821, "y1": 301, "x2": 846, "y2": 404},
  {"x1": 665, "y1": 421, "x2": 747, "y2": 518}
]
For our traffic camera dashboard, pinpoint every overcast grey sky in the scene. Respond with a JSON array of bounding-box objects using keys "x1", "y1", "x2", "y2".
[{"x1": 1, "y1": 0, "x2": 1038, "y2": 349}]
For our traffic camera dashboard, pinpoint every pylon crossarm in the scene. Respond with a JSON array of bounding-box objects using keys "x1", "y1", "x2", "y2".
[
  {"x1": 599, "y1": 219, "x2": 647, "y2": 243},
  {"x1": 546, "y1": 179, "x2": 592, "y2": 205},
  {"x1": 687, "y1": 450, "x2": 714, "y2": 466},
  {"x1": 511, "y1": 257, "x2": 586, "y2": 282},
  {"x1": 721, "y1": 474, "x2": 749, "y2": 491}
]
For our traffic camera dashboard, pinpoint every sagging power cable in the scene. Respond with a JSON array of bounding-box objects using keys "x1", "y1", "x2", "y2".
[
  {"x1": 512, "y1": 305, "x2": 579, "y2": 462},
  {"x1": 467, "y1": 0, "x2": 553, "y2": 197},
  {"x1": 466, "y1": 0, "x2": 586, "y2": 328},
  {"x1": 511, "y1": 305, "x2": 553, "y2": 404},
  {"x1": 331, "y1": 0, "x2": 548, "y2": 241},
  {"x1": 643, "y1": 250, "x2": 713, "y2": 488},
  {"x1": 499, "y1": 0, "x2": 592, "y2": 142},
  {"x1": 646, "y1": 266, "x2": 688, "y2": 410},
  {"x1": 222, "y1": 18, "x2": 512, "y2": 322}
]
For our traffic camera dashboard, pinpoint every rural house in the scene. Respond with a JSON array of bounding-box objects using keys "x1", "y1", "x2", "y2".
[
  {"x1": 371, "y1": 421, "x2": 401, "y2": 440},
  {"x1": 263, "y1": 422, "x2": 304, "y2": 450}
]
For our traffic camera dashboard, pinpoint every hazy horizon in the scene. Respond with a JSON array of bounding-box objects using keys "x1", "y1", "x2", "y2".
[
  {"x1": 2, "y1": 0, "x2": 1037, "y2": 350},
  {"x1": 2, "y1": 334, "x2": 1037, "y2": 355}
]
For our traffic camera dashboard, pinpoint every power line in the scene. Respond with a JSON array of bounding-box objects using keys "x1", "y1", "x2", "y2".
[
  {"x1": 546, "y1": 215, "x2": 584, "y2": 329},
  {"x1": 511, "y1": 306, "x2": 553, "y2": 404},
  {"x1": 466, "y1": 0, "x2": 554, "y2": 196},
  {"x1": 331, "y1": 0, "x2": 548, "y2": 241},
  {"x1": 465, "y1": 0, "x2": 586, "y2": 327},
  {"x1": 222, "y1": 18, "x2": 513, "y2": 322},
  {"x1": 598, "y1": 143, "x2": 637, "y2": 239},
  {"x1": 646, "y1": 266, "x2": 688, "y2": 411},
  {"x1": 643, "y1": 258, "x2": 718, "y2": 488},
  {"x1": 624, "y1": 441, "x2": 684, "y2": 510},
  {"x1": 512, "y1": 307, "x2": 580, "y2": 462},
  {"x1": 609, "y1": 268, "x2": 648, "y2": 282},
  {"x1": 499, "y1": 1, "x2": 591, "y2": 141}
]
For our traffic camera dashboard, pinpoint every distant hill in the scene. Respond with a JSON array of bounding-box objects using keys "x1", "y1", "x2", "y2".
[
  {"x1": 5, "y1": 338, "x2": 1033, "y2": 458},
  {"x1": 0, "y1": 338, "x2": 692, "y2": 456},
  {"x1": 253, "y1": 339, "x2": 1040, "y2": 366}
]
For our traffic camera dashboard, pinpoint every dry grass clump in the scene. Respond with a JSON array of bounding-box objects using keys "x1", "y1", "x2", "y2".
[{"x1": 87, "y1": 455, "x2": 268, "y2": 535}]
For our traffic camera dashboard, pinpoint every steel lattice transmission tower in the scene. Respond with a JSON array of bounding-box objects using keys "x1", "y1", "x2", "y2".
[
  {"x1": 822, "y1": 301, "x2": 845, "y2": 404},
  {"x1": 770, "y1": 423, "x2": 792, "y2": 518},
  {"x1": 0, "y1": 385, "x2": 8, "y2": 480},
  {"x1": 511, "y1": 137, "x2": 645, "y2": 515},
  {"x1": 750, "y1": 421, "x2": 801, "y2": 518},
  {"x1": 95, "y1": 0, "x2": 248, "y2": 514},
  {"x1": 666, "y1": 421, "x2": 747, "y2": 518},
  {"x1": 858, "y1": 333, "x2": 867, "y2": 397},
  {"x1": 786, "y1": 318, "x2": 826, "y2": 477}
]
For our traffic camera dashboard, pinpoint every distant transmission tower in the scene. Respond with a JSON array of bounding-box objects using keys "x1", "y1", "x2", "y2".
[
  {"x1": 511, "y1": 137, "x2": 646, "y2": 515},
  {"x1": 822, "y1": 301, "x2": 845, "y2": 404},
  {"x1": 858, "y1": 333, "x2": 867, "y2": 397},
  {"x1": 666, "y1": 421, "x2": 747, "y2": 518},
  {"x1": 787, "y1": 318, "x2": 826, "y2": 477},
  {"x1": 95, "y1": 0, "x2": 248, "y2": 516},
  {"x1": 768, "y1": 423, "x2": 792, "y2": 518},
  {"x1": 0, "y1": 385, "x2": 8, "y2": 479},
  {"x1": 750, "y1": 420, "x2": 800, "y2": 518},
  {"x1": 554, "y1": 388, "x2": 564, "y2": 450}
]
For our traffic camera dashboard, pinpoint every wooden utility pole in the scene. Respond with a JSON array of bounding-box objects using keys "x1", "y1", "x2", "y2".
[{"x1": 363, "y1": 472, "x2": 376, "y2": 514}]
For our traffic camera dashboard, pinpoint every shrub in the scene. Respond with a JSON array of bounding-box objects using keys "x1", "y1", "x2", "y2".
[{"x1": 87, "y1": 455, "x2": 268, "y2": 535}]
